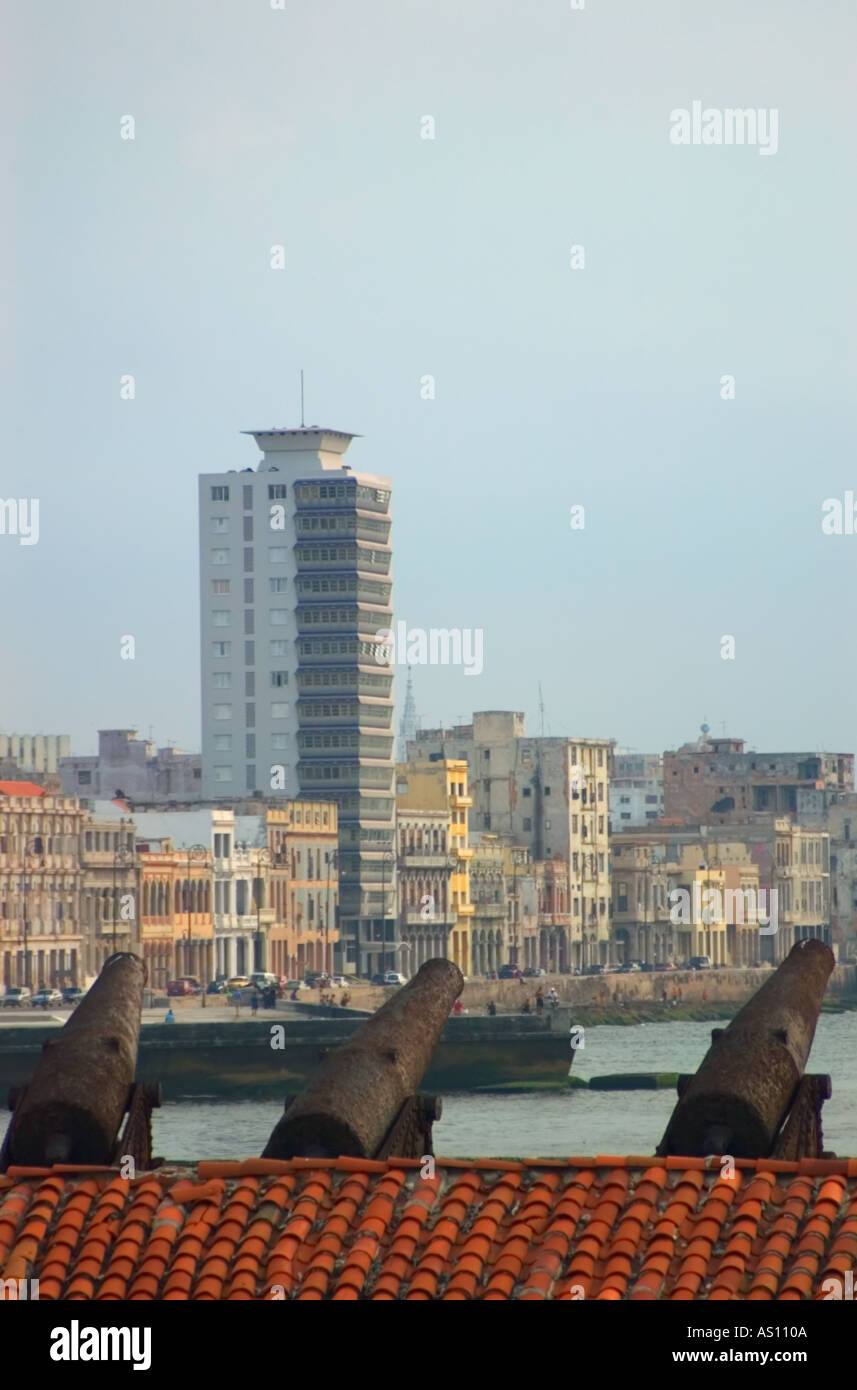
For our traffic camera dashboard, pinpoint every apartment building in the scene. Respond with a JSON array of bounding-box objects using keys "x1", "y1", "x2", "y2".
[
  {"x1": 80, "y1": 814, "x2": 140, "y2": 978},
  {"x1": 0, "y1": 784, "x2": 85, "y2": 990},
  {"x1": 663, "y1": 734, "x2": 854, "y2": 826},
  {"x1": 199, "y1": 426, "x2": 395, "y2": 977},
  {"x1": 395, "y1": 759, "x2": 473, "y2": 975},
  {"x1": 61, "y1": 729, "x2": 200, "y2": 804},
  {"x1": 609, "y1": 750, "x2": 664, "y2": 830},
  {"x1": 408, "y1": 712, "x2": 612, "y2": 968}
]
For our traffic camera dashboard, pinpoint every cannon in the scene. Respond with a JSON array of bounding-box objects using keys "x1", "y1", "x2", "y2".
[
  {"x1": 657, "y1": 939, "x2": 835, "y2": 1159},
  {"x1": 0, "y1": 953, "x2": 160, "y2": 1171},
  {"x1": 263, "y1": 957, "x2": 463, "y2": 1160}
]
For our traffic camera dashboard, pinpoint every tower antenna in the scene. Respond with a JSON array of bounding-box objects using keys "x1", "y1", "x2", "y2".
[{"x1": 300, "y1": 369, "x2": 305, "y2": 427}]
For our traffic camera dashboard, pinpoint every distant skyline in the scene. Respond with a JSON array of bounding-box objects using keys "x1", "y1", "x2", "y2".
[{"x1": 2, "y1": 0, "x2": 855, "y2": 759}]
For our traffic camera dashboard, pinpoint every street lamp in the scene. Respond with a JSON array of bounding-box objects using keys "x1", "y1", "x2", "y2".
[
  {"x1": 112, "y1": 837, "x2": 136, "y2": 955},
  {"x1": 184, "y1": 845, "x2": 208, "y2": 978}
]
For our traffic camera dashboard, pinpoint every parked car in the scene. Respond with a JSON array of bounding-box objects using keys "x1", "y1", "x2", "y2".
[
  {"x1": 498, "y1": 965, "x2": 521, "y2": 980},
  {"x1": 654, "y1": 961, "x2": 676, "y2": 973},
  {"x1": 206, "y1": 980, "x2": 227, "y2": 994},
  {"x1": 166, "y1": 979, "x2": 195, "y2": 997},
  {"x1": 522, "y1": 967, "x2": 546, "y2": 978},
  {"x1": 687, "y1": 955, "x2": 711, "y2": 970},
  {"x1": 1, "y1": 987, "x2": 31, "y2": 1007},
  {"x1": 304, "y1": 971, "x2": 324, "y2": 986},
  {"x1": 383, "y1": 972, "x2": 408, "y2": 986},
  {"x1": 178, "y1": 976, "x2": 203, "y2": 995},
  {"x1": 226, "y1": 976, "x2": 252, "y2": 990},
  {"x1": 369, "y1": 973, "x2": 386, "y2": 986},
  {"x1": 62, "y1": 986, "x2": 85, "y2": 1005},
  {"x1": 618, "y1": 962, "x2": 641, "y2": 974},
  {"x1": 329, "y1": 975, "x2": 350, "y2": 988},
  {"x1": 32, "y1": 988, "x2": 63, "y2": 1008},
  {"x1": 582, "y1": 964, "x2": 606, "y2": 976},
  {"x1": 639, "y1": 962, "x2": 655, "y2": 973},
  {"x1": 284, "y1": 979, "x2": 308, "y2": 992}
]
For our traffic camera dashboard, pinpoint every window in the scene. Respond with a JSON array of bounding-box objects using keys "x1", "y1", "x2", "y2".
[
  {"x1": 245, "y1": 672, "x2": 255, "y2": 697},
  {"x1": 244, "y1": 579, "x2": 254, "y2": 603},
  {"x1": 243, "y1": 547, "x2": 253, "y2": 572},
  {"x1": 213, "y1": 704, "x2": 232, "y2": 720},
  {"x1": 271, "y1": 671, "x2": 289, "y2": 687},
  {"x1": 645, "y1": 794, "x2": 658, "y2": 804},
  {"x1": 211, "y1": 486, "x2": 229, "y2": 501},
  {"x1": 270, "y1": 609, "x2": 288, "y2": 625},
  {"x1": 211, "y1": 549, "x2": 230, "y2": 565},
  {"x1": 483, "y1": 814, "x2": 491, "y2": 829},
  {"x1": 212, "y1": 672, "x2": 231, "y2": 688},
  {"x1": 597, "y1": 782, "x2": 604, "y2": 800},
  {"x1": 270, "y1": 578, "x2": 288, "y2": 592},
  {"x1": 213, "y1": 735, "x2": 231, "y2": 751},
  {"x1": 523, "y1": 787, "x2": 531, "y2": 798},
  {"x1": 243, "y1": 485, "x2": 253, "y2": 510},
  {"x1": 212, "y1": 641, "x2": 231, "y2": 657},
  {"x1": 212, "y1": 611, "x2": 230, "y2": 626},
  {"x1": 269, "y1": 547, "x2": 287, "y2": 563},
  {"x1": 483, "y1": 749, "x2": 490, "y2": 760},
  {"x1": 268, "y1": 484, "x2": 287, "y2": 499},
  {"x1": 270, "y1": 639, "x2": 289, "y2": 657},
  {"x1": 523, "y1": 817, "x2": 532, "y2": 831},
  {"x1": 572, "y1": 814, "x2": 578, "y2": 832},
  {"x1": 211, "y1": 517, "x2": 230, "y2": 535},
  {"x1": 272, "y1": 733, "x2": 288, "y2": 749},
  {"x1": 544, "y1": 786, "x2": 551, "y2": 796},
  {"x1": 212, "y1": 579, "x2": 230, "y2": 594},
  {"x1": 77, "y1": 770, "x2": 92, "y2": 785},
  {"x1": 244, "y1": 640, "x2": 255, "y2": 665},
  {"x1": 244, "y1": 610, "x2": 254, "y2": 634},
  {"x1": 245, "y1": 702, "x2": 255, "y2": 727},
  {"x1": 271, "y1": 702, "x2": 289, "y2": 718},
  {"x1": 215, "y1": 766, "x2": 232, "y2": 782},
  {"x1": 246, "y1": 734, "x2": 256, "y2": 758},
  {"x1": 621, "y1": 812, "x2": 631, "y2": 820},
  {"x1": 243, "y1": 515, "x2": 253, "y2": 542}
]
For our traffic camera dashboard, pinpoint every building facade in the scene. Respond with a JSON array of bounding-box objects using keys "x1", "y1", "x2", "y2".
[
  {"x1": 0, "y1": 785, "x2": 85, "y2": 990},
  {"x1": 663, "y1": 735, "x2": 854, "y2": 826},
  {"x1": 61, "y1": 729, "x2": 201, "y2": 804},
  {"x1": 395, "y1": 760, "x2": 473, "y2": 975},
  {"x1": 609, "y1": 750, "x2": 664, "y2": 830},
  {"x1": 408, "y1": 712, "x2": 612, "y2": 968},
  {"x1": 199, "y1": 427, "x2": 395, "y2": 978}
]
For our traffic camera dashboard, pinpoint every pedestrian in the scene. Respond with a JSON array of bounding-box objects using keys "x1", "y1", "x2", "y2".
[
  {"x1": 290, "y1": 987, "x2": 298, "y2": 1002},
  {"x1": 547, "y1": 987, "x2": 559, "y2": 1008},
  {"x1": 453, "y1": 999, "x2": 463, "y2": 1016},
  {"x1": 234, "y1": 989, "x2": 241, "y2": 1018},
  {"x1": 536, "y1": 989, "x2": 545, "y2": 1012},
  {"x1": 487, "y1": 1000, "x2": 497, "y2": 1016},
  {"x1": 251, "y1": 992, "x2": 259, "y2": 1016},
  {"x1": 164, "y1": 1008, "x2": 175, "y2": 1024}
]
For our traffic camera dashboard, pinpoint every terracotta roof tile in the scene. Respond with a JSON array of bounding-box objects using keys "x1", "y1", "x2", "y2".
[{"x1": 1, "y1": 1156, "x2": 855, "y2": 1299}]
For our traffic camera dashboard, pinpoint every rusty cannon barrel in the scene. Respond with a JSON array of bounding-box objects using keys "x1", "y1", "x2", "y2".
[
  {"x1": 263, "y1": 957, "x2": 463, "y2": 1159},
  {"x1": 3, "y1": 953, "x2": 145, "y2": 1168},
  {"x1": 658, "y1": 939, "x2": 834, "y2": 1158}
]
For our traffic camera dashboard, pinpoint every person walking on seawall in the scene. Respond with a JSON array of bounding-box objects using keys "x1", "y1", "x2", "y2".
[
  {"x1": 251, "y1": 991, "x2": 259, "y2": 1016},
  {"x1": 164, "y1": 1007, "x2": 175, "y2": 1023},
  {"x1": 547, "y1": 986, "x2": 559, "y2": 1009}
]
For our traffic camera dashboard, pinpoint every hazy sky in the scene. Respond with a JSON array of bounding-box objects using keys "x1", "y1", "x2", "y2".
[{"x1": 2, "y1": 0, "x2": 855, "y2": 758}]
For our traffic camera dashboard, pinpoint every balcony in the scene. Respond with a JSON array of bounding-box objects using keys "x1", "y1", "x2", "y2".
[
  {"x1": 472, "y1": 901, "x2": 505, "y2": 917},
  {"x1": 451, "y1": 794, "x2": 473, "y2": 809},
  {"x1": 400, "y1": 852, "x2": 453, "y2": 869}
]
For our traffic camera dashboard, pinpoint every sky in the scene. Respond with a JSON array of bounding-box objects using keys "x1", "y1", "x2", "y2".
[{"x1": 1, "y1": 0, "x2": 855, "y2": 758}]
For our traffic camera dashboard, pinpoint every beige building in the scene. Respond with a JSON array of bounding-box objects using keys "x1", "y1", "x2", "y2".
[
  {"x1": 396, "y1": 759, "x2": 473, "y2": 974},
  {"x1": 80, "y1": 814, "x2": 140, "y2": 978},
  {"x1": 0, "y1": 784, "x2": 86, "y2": 990},
  {"x1": 408, "y1": 712, "x2": 611, "y2": 968}
]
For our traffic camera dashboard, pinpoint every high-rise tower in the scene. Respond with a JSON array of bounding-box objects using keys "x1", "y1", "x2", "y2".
[{"x1": 199, "y1": 427, "x2": 396, "y2": 974}]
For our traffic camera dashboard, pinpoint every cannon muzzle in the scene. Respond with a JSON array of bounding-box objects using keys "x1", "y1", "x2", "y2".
[
  {"x1": 263, "y1": 957, "x2": 463, "y2": 1159},
  {"x1": 1, "y1": 952, "x2": 145, "y2": 1168},
  {"x1": 658, "y1": 939, "x2": 834, "y2": 1158}
]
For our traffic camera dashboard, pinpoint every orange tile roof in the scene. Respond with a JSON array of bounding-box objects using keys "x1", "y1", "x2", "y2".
[
  {"x1": 2, "y1": 1156, "x2": 857, "y2": 1301},
  {"x1": 0, "y1": 780, "x2": 45, "y2": 798}
]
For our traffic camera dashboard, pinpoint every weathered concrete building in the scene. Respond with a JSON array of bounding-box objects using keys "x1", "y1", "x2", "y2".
[
  {"x1": 408, "y1": 712, "x2": 612, "y2": 968},
  {"x1": 663, "y1": 734, "x2": 853, "y2": 826},
  {"x1": 60, "y1": 729, "x2": 201, "y2": 805}
]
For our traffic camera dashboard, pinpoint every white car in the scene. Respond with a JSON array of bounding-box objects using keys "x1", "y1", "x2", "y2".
[
  {"x1": 2, "y1": 986, "x2": 32, "y2": 1007},
  {"x1": 383, "y1": 972, "x2": 408, "y2": 986}
]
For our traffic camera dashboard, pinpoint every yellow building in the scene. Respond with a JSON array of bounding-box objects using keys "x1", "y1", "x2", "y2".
[{"x1": 396, "y1": 759, "x2": 473, "y2": 974}]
